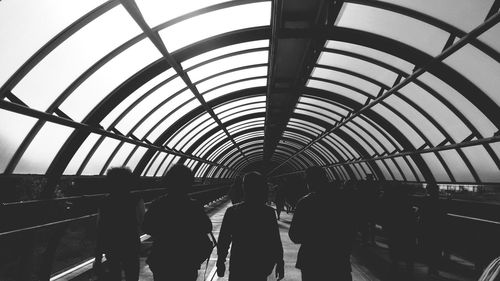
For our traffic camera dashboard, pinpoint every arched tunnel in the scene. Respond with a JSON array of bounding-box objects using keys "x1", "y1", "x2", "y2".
[{"x1": 1, "y1": 0, "x2": 500, "y2": 280}]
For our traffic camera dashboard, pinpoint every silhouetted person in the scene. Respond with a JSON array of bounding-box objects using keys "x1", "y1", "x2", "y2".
[
  {"x1": 381, "y1": 183, "x2": 416, "y2": 274},
  {"x1": 216, "y1": 172, "x2": 284, "y2": 281},
  {"x1": 228, "y1": 176, "x2": 243, "y2": 205},
  {"x1": 359, "y1": 174, "x2": 379, "y2": 246},
  {"x1": 94, "y1": 167, "x2": 145, "y2": 281},
  {"x1": 274, "y1": 179, "x2": 286, "y2": 220},
  {"x1": 142, "y1": 164, "x2": 212, "y2": 281},
  {"x1": 289, "y1": 167, "x2": 355, "y2": 281},
  {"x1": 420, "y1": 183, "x2": 445, "y2": 276}
]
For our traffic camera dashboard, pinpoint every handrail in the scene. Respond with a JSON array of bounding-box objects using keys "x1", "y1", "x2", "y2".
[
  {"x1": 0, "y1": 185, "x2": 229, "y2": 237},
  {"x1": 447, "y1": 213, "x2": 500, "y2": 226},
  {"x1": 478, "y1": 256, "x2": 500, "y2": 281}
]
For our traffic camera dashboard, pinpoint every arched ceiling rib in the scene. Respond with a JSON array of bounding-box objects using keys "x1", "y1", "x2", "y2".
[{"x1": 0, "y1": 0, "x2": 499, "y2": 185}]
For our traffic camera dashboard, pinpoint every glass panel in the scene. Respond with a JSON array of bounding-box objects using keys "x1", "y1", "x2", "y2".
[
  {"x1": 204, "y1": 78, "x2": 267, "y2": 102},
  {"x1": 421, "y1": 152, "x2": 450, "y2": 182},
  {"x1": 116, "y1": 77, "x2": 187, "y2": 135},
  {"x1": 400, "y1": 82, "x2": 471, "y2": 142},
  {"x1": 491, "y1": 142, "x2": 500, "y2": 161},
  {"x1": 294, "y1": 108, "x2": 337, "y2": 125},
  {"x1": 325, "y1": 40, "x2": 414, "y2": 74},
  {"x1": 362, "y1": 114, "x2": 404, "y2": 151},
  {"x1": 64, "y1": 133, "x2": 101, "y2": 175},
  {"x1": 0, "y1": 109, "x2": 37, "y2": 173},
  {"x1": 159, "y1": 2, "x2": 271, "y2": 52},
  {"x1": 378, "y1": 0, "x2": 494, "y2": 32},
  {"x1": 336, "y1": 3, "x2": 449, "y2": 56},
  {"x1": 165, "y1": 112, "x2": 212, "y2": 148},
  {"x1": 125, "y1": 146, "x2": 148, "y2": 171},
  {"x1": 195, "y1": 131, "x2": 226, "y2": 157},
  {"x1": 296, "y1": 104, "x2": 342, "y2": 121},
  {"x1": 101, "y1": 68, "x2": 177, "y2": 129},
  {"x1": 384, "y1": 159, "x2": 403, "y2": 180},
  {"x1": 15, "y1": 122, "x2": 73, "y2": 174},
  {"x1": 142, "y1": 152, "x2": 158, "y2": 176},
  {"x1": 81, "y1": 137, "x2": 121, "y2": 175},
  {"x1": 220, "y1": 108, "x2": 265, "y2": 123},
  {"x1": 349, "y1": 164, "x2": 361, "y2": 180},
  {"x1": 418, "y1": 72, "x2": 497, "y2": 138},
  {"x1": 317, "y1": 52, "x2": 398, "y2": 87},
  {"x1": 354, "y1": 163, "x2": 367, "y2": 179},
  {"x1": 340, "y1": 166, "x2": 351, "y2": 180},
  {"x1": 107, "y1": 142, "x2": 136, "y2": 169},
  {"x1": 444, "y1": 44, "x2": 500, "y2": 108},
  {"x1": 288, "y1": 124, "x2": 321, "y2": 137},
  {"x1": 231, "y1": 124, "x2": 262, "y2": 136},
  {"x1": 406, "y1": 156, "x2": 424, "y2": 182},
  {"x1": 214, "y1": 96, "x2": 265, "y2": 113},
  {"x1": 479, "y1": 22, "x2": 500, "y2": 53},
  {"x1": 323, "y1": 137, "x2": 348, "y2": 160},
  {"x1": 340, "y1": 127, "x2": 375, "y2": 156},
  {"x1": 310, "y1": 67, "x2": 378, "y2": 98},
  {"x1": 352, "y1": 117, "x2": 395, "y2": 152},
  {"x1": 299, "y1": 96, "x2": 349, "y2": 116},
  {"x1": 462, "y1": 145, "x2": 500, "y2": 182},
  {"x1": 156, "y1": 154, "x2": 176, "y2": 177},
  {"x1": 146, "y1": 152, "x2": 168, "y2": 176},
  {"x1": 345, "y1": 122, "x2": 384, "y2": 154},
  {"x1": 361, "y1": 162, "x2": 375, "y2": 178},
  {"x1": 385, "y1": 95, "x2": 445, "y2": 146},
  {"x1": 60, "y1": 39, "x2": 162, "y2": 122},
  {"x1": 178, "y1": 122, "x2": 219, "y2": 152},
  {"x1": 197, "y1": 66, "x2": 267, "y2": 93},
  {"x1": 290, "y1": 118, "x2": 326, "y2": 132},
  {"x1": 182, "y1": 40, "x2": 269, "y2": 69},
  {"x1": 188, "y1": 51, "x2": 269, "y2": 83},
  {"x1": 0, "y1": 0, "x2": 105, "y2": 88},
  {"x1": 13, "y1": 5, "x2": 142, "y2": 111},
  {"x1": 375, "y1": 160, "x2": 392, "y2": 180},
  {"x1": 439, "y1": 149, "x2": 474, "y2": 182},
  {"x1": 371, "y1": 103, "x2": 424, "y2": 148},
  {"x1": 394, "y1": 156, "x2": 416, "y2": 181}
]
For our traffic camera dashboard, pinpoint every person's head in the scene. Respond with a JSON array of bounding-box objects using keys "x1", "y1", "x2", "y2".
[
  {"x1": 426, "y1": 182, "x2": 439, "y2": 198},
  {"x1": 242, "y1": 171, "x2": 267, "y2": 204},
  {"x1": 106, "y1": 167, "x2": 135, "y2": 195},
  {"x1": 305, "y1": 166, "x2": 328, "y2": 192},
  {"x1": 162, "y1": 164, "x2": 193, "y2": 195}
]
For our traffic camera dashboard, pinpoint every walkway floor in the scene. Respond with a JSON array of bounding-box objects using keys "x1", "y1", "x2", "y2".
[{"x1": 70, "y1": 198, "x2": 477, "y2": 281}]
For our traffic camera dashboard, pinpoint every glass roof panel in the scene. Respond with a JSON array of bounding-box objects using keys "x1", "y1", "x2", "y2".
[
  {"x1": 106, "y1": 142, "x2": 136, "y2": 169},
  {"x1": 64, "y1": 133, "x2": 100, "y2": 175},
  {"x1": 175, "y1": 118, "x2": 216, "y2": 151},
  {"x1": 295, "y1": 104, "x2": 342, "y2": 121},
  {"x1": 214, "y1": 95, "x2": 265, "y2": 113},
  {"x1": 492, "y1": 142, "x2": 500, "y2": 160},
  {"x1": 400, "y1": 82, "x2": 471, "y2": 142},
  {"x1": 230, "y1": 124, "x2": 263, "y2": 136},
  {"x1": 340, "y1": 127, "x2": 375, "y2": 156},
  {"x1": 135, "y1": 91, "x2": 198, "y2": 139},
  {"x1": 188, "y1": 50, "x2": 269, "y2": 83},
  {"x1": 375, "y1": 160, "x2": 392, "y2": 180},
  {"x1": 0, "y1": 109, "x2": 37, "y2": 173},
  {"x1": 345, "y1": 122, "x2": 385, "y2": 154},
  {"x1": 478, "y1": 21, "x2": 500, "y2": 53},
  {"x1": 81, "y1": 137, "x2": 121, "y2": 175},
  {"x1": 418, "y1": 73, "x2": 497, "y2": 138},
  {"x1": 59, "y1": 39, "x2": 162, "y2": 122},
  {"x1": 384, "y1": 159, "x2": 403, "y2": 180},
  {"x1": 197, "y1": 66, "x2": 267, "y2": 93},
  {"x1": 323, "y1": 136, "x2": 349, "y2": 160},
  {"x1": 406, "y1": 156, "x2": 424, "y2": 181},
  {"x1": 294, "y1": 109, "x2": 337, "y2": 125},
  {"x1": 352, "y1": 116, "x2": 395, "y2": 152},
  {"x1": 165, "y1": 112, "x2": 212, "y2": 147},
  {"x1": 158, "y1": 155, "x2": 178, "y2": 176},
  {"x1": 15, "y1": 122, "x2": 73, "y2": 174},
  {"x1": 394, "y1": 157, "x2": 416, "y2": 181},
  {"x1": 116, "y1": 76, "x2": 187, "y2": 135},
  {"x1": 299, "y1": 96, "x2": 350, "y2": 116},
  {"x1": 204, "y1": 78, "x2": 267, "y2": 102},
  {"x1": 195, "y1": 131, "x2": 226, "y2": 157},
  {"x1": 13, "y1": 5, "x2": 142, "y2": 111},
  {"x1": 384, "y1": 95, "x2": 445, "y2": 146},
  {"x1": 126, "y1": 146, "x2": 148, "y2": 171},
  {"x1": 101, "y1": 68, "x2": 177, "y2": 129},
  {"x1": 317, "y1": 52, "x2": 398, "y2": 87},
  {"x1": 355, "y1": 163, "x2": 367, "y2": 179},
  {"x1": 336, "y1": 3, "x2": 449, "y2": 56},
  {"x1": 181, "y1": 122, "x2": 219, "y2": 152},
  {"x1": 444, "y1": 44, "x2": 500, "y2": 108},
  {"x1": 439, "y1": 149, "x2": 474, "y2": 182},
  {"x1": 325, "y1": 40, "x2": 414, "y2": 74},
  {"x1": 378, "y1": 0, "x2": 494, "y2": 32},
  {"x1": 220, "y1": 108, "x2": 265, "y2": 123},
  {"x1": 146, "y1": 152, "x2": 168, "y2": 177},
  {"x1": 0, "y1": 0, "x2": 105, "y2": 88},
  {"x1": 136, "y1": 0, "x2": 231, "y2": 27},
  {"x1": 159, "y1": 2, "x2": 271, "y2": 52},
  {"x1": 310, "y1": 68, "x2": 378, "y2": 98},
  {"x1": 421, "y1": 152, "x2": 451, "y2": 182},
  {"x1": 148, "y1": 97, "x2": 201, "y2": 142},
  {"x1": 182, "y1": 40, "x2": 269, "y2": 69},
  {"x1": 289, "y1": 118, "x2": 326, "y2": 132},
  {"x1": 462, "y1": 145, "x2": 500, "y2": 182}
]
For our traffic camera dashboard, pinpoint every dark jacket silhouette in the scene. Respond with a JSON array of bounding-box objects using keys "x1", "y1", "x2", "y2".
[
  {"x1": 289, "y1": 167, "x2": 355, "y2": 281},
  {"x1": 420, "y1": 183, "x2": 445, "y2": 275},
  {"x1": 228, "y1": 176, "x2": 243, "y2": 205},
  {"x1": 217, "y1": 172, "x2": 284, "y2": 281},
  {"x1": 142, "y1": 164, "x2": 212, "y2": 281},
  {"x1": 94, "y1": 167, "x2": 145, "y2": 281}
]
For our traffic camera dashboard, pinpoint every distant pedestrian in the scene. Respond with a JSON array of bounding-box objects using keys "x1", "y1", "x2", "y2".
[
  {"x1": 274, "y1": 179, "x2": 286, "y2": 220},
  {"x1": 289, "y1": 166, "x2": 355, "y2": 281},
  {"x1": 142, "y1": 164, "x2": 212, "y2": 281},
  {"x1": 94, "y1": 167, "x2": 145, "y2": 281},
  {"x1": 217, "y1": 172, "x2": 284, "y2": 281}
]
